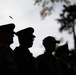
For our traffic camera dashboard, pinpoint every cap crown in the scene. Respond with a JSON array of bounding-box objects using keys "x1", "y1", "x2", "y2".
[
  {"x1": 43, "y1": 36, "x2": 60, "y2": 44},
  {"x1": 16, "y1": 27, "x2": 34, "y2": 36},
  {"x1": 0, "y1": 23, "x2": 15, "y2": 33}
]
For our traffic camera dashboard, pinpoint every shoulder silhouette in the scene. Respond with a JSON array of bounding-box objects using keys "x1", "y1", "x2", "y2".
[
  {"x1": 0, "y1": 23, "x2": 20, "y2": 75},
  {"x1": 14, "y1": 27, "x2": 36, "y2": 75},
  {"x1": 55, "y1": 43, "x2": 72, "y2": 75},
  {"x1": 36, "y1": 36, "x2": 62, "y2": 75}
]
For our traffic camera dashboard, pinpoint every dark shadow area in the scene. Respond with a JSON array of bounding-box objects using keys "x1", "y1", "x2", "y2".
[
  {"x1": 14, "y1": 27, "x2": 36, "y2": 75},
  {"x1": 0, "y1": 23, "x2": 20, "y2": 75},
  {"x1": 36, "y1": 36, "x2": 62, "y2": 75}
]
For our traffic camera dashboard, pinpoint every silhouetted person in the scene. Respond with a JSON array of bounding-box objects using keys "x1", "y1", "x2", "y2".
[
  {"x1": 0, "y1": 23, "x2": 20, "y2": 75},
  {"x1": 36, "y1": 36, "x2": 62, "y2": 75},
  {"x1": 14, "y1": 27, "x2": 36, "y2": 75},
  {"x1": 55, "y1": 43, "x2": 71, "y2": 75},
  {"x1": 68, "y1": 52, "x2": 76, "y2": 75}
]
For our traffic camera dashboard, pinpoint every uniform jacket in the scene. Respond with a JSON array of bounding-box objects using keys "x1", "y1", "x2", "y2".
[
  {"x1": 36, "y1": 52, "x2": 62, "y2": 75},
  {"x1": 0, "y1": 44, "x2": 20, "y2": 75},
  {"x1": 14, "y1": 45, "x2": 36, "y2": 75}
]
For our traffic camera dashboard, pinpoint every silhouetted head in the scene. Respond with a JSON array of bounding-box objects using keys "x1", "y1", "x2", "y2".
[
  {"x1": 43, "y1": 36, "x2": 60, "y2": 53},
  {"x1": 55, "y1": 43, "x2": 70, "y2": 60},
  {"x1": 0, "y1": 23, "x2": 15, "y2": 45},
  {"x1": 16, "y1": 27, "x2": 35, "y2": 48}
]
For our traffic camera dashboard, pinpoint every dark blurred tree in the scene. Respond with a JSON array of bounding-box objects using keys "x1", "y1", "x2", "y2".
[
  {"x1": 57, "y1": 4, "x2": 76, "y2": 51},
  {"x1": 34, "y1": 0, "x2": 70, "y2": 19}
]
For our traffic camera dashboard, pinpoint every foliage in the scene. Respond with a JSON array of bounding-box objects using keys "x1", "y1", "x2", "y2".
[
  {"x1": 34, "y1": 0, "x2": 70, "y2": 19},
  {"x1": 57, "y1": 4, "x2": 76, "y2": 50},
  {"x1": 57, "y1": 4, "x2": 76, "y2": 34}
]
